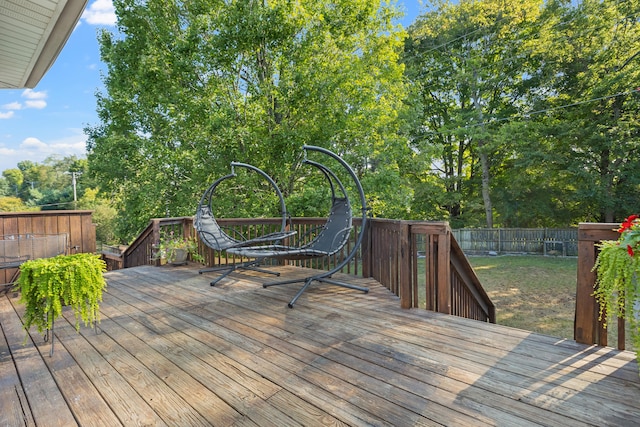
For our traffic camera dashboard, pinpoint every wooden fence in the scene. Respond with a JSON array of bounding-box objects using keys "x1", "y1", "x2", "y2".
[
  {"x1": 0, "y1": 210, "x2": 96, "y2": 286},
  {"x1": 452, "y1": 227, "x2": 578, "y2": 256},
  {"x1": 105, "y1": 217, "x2": 495, "y2": 323}
]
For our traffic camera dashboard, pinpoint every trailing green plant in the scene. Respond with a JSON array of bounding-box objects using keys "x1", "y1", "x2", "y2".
[
  {"x1": 593, "y1": 214, "x2": 640, "y2": 368},
  {"x1": 18, "y1": 253, "x2": 107, "y2": 335}
]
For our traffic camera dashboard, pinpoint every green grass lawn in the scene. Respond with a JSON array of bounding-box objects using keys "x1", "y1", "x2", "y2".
[
  {"x1": 465, "y1": 255, "x2": 637, "y2": 351},
  {"x1": 468, "y1": 255, "x2": 578, "y2": 340}
]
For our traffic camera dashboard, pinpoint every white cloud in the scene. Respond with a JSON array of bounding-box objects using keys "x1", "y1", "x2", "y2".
[
  {"x1": 17, "y1": 89, "x2": 48, "y2": 109},
  {"x1": 0, "y1": 131, "x2": 87, "y2": 171},
  {"x1": 24, "y1": 100, "x2": 47, "y2": 109},
  {"x1": 82, "y1": 0, "x2": 117, "y2": 26},
  {"x1": 21, "y1": 137, "x2": 48, "y2": 150},
  {"x1": 3, "y1": 102, "x2": 22, "y2": 110},
  {"x1": 23, "y1": 130, "x2": 87, "y2": 156},
  {"x1": 51, "y1": 139, "x2": 87, "y2": 153},
  {"x1": 0, "y1": 111, "x2": 14, "y2": 119},
  {"x1": 22, "y1": 89, "x2": 47, "y2": 100}
]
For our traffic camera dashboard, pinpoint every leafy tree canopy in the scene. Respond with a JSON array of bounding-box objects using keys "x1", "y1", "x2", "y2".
[
  {"x1": 86, "y1": 0, "x2": 411, "y2": 241},
  {"x1": 404, "y1": 0, "x2": 640, "y2": 227},
  {"x1": 0, "y1": 156, "x2": 89, "y2": 210}
]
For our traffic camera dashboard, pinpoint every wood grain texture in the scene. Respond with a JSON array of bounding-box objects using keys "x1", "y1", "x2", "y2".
[{"x1": 2, "y1": 264, "x2": 639, "y2": 426}]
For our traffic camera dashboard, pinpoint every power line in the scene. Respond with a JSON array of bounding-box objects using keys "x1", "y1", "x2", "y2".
[
  {"x1": 521, "y1": 88, "x2": 639, "y2": 118},
  {"x1": 417, "y1": 87, "x2": 640, "y2": 136},
  {"x1": 411, "y1": 0, "x2": 639, "y2": 53},
  {"x1": 32, "y1": 201, "x2": 77, "y2": 208}
]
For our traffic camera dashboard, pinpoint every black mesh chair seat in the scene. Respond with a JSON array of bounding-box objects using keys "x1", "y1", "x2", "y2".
[
  {"x1": 228, "y1": 196, "x2": 351, "y2": 260},
  {"x1": 194, "y1": 162, "x2": 292, "y2": 285}
]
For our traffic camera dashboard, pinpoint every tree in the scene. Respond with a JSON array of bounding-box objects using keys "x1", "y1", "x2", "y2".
[
  {"x1": 404, "y1": 0, "x2": 544, "y2": 228},
  {"x1": 0, "y1": 156, "x2": 91, "y2": 210},
  {"x1": 0, "y1": 196, "x2": 35, "y2": 212},
  {"x1": 529, "y1": 0, "x2": 640, "y2": 222},
  {"x1": 0, "y1": 177, "x2": 8, "y2": 196},
  {"x1": 86, "y1": 0, "x2": 409, "y2": 241},
  {"x1": 78, "y1": 188, "x2": 118, "y2": 244},
  {"x1": 2, "y1": 168, "x2": 23, "y2": 197}
]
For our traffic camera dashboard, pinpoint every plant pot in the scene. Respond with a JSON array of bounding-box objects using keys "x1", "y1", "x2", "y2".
[{"x1": 171, "y1": 248, "x2": 188, "y2": 265}]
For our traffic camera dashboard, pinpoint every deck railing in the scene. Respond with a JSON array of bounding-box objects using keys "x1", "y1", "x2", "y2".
[
  {"x1": 575, "y1": 222, "x2": 627, "y2": 349},
  {"x1": 366, "y1": 219, "x2": 495, "y2": 322},
  {"x1": 105, "y1": 216, "x2": 495, "y2": 322}
]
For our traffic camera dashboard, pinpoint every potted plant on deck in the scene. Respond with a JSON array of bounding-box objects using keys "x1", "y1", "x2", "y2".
[
  {"x1": 155, "y1": 231, "x2": 204, "y2": 265},
  {"x1": 593, "y1": 214, "x2": 640, "y2": 368},
  {"x1": 18, "y1": 253, "x2": 107, "y2": 355}
]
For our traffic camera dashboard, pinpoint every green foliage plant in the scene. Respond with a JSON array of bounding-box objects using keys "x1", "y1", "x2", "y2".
[
  {"x1": 155, "y1": 230, "x2": 204, "y2": 264},
  {"x1": 0, "y1": 196, "x2": 38, "y2": 212},
  {"x1": 593, "y1": 214, "x2": 640, "y2": 369},
  {"x1": 18, "y1": 253, "x2": 107, "y2": 335}
]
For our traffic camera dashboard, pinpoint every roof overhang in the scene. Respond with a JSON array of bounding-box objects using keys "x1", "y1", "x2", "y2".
[{"x1": 0, "y1": 0, "x2": 88, "y2": 89}]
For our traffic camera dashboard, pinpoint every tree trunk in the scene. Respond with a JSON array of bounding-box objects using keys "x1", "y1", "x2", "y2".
[
  {"x1": 472, "y1": 71, "x2": 493, "y2": 228},
  {"x1": 479, "y1": 148, "x2": 493, "y2": 228}
]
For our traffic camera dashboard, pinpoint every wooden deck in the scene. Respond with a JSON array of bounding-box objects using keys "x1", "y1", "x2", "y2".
[{"x1": 1, "y1": 265, "x2": 639, "y2": 426}]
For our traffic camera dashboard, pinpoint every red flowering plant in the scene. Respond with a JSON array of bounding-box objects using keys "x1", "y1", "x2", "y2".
[
  {"x1": 593, "y1": 214, "x2": 640, "y2": 366},
  {"x1": 618, "y1": 215, "x2": 640, "y2": 256}
]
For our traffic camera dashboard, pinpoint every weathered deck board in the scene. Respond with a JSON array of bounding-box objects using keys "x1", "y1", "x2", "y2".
[
  {"x1": 1, "y1": 264, "x2": 639, "y2": 426},
  {"x1": 0, "y1": 295, "x2": 77, "y2": 427},
  {"x1": 0, "y1": 296, "x2": 35, "y2": 427}
]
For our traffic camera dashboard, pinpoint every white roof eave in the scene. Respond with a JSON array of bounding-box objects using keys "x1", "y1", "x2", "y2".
[{"x1": 0, "y1": 0, "x2": 88, "y2": 89}]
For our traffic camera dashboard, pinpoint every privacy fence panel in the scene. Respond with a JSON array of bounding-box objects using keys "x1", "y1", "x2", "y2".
[
  {"x1": 0, "y1": 210, "x2": 96, "y2": 286},
  {"x1": 451, "y1": 228, "x2": 578, "y2": 256}
]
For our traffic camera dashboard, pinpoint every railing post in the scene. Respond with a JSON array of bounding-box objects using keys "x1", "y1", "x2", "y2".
[
  {"x1": 575, "y1": 223, "x2": 618, "y2": 346},
  {"x1": 575, "y1": 233, "x2": 598, "y2": 345},
  {"x1": 399, "y1": 222, "x2": 412, "y2": 309},
  {"x1": 151, "y1": 219, "x2": 161, "y2": 267},
  {"x1": 182, "y1": 217, "x2": 193, "y2": 239},
  {"x1": 436, "y1": 228, "x2": 451, "y2": 315},
  {"x1": 362, "y1": 219, "x2": 373, "y2": 279}
]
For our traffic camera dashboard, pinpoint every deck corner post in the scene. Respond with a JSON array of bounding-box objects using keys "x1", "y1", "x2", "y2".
[
  {"x1": 399, "y1": 221, "x2": 412, "y2": 309},
  {"x1": 436, "y1": 229, "x2": 452, "y2": 315},
  {"x1": 574, "y1": 222, "x2": 619, "y2": 347}
]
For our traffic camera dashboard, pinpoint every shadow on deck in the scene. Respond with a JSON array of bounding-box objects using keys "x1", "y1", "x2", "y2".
[{"x1": 1, "y1": 264, "x2": 638, "y2": 426}]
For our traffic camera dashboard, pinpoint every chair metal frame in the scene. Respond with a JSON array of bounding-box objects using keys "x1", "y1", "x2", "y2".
[
  {"x1": 227, "y1": 145, "x2": 369, "y2": 307},
  {"x1": 195, "y1": 162, "x2": 294, "y2": 285}
]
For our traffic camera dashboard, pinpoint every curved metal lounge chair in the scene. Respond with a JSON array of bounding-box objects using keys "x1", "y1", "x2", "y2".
[
  {"x1": 227, "y1": 145, "x2": 369, "y2": 307},
  {"x1": 195, "y1": 162, "x2": 295, "y2": 285}
]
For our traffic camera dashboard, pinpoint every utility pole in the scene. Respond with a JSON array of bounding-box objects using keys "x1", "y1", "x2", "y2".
[{"x1": 67, "y1": 171, "x2": 82, "y2": 209}]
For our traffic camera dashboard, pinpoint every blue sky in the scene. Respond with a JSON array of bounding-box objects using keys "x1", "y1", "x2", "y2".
[{"x1": 0, "y1": 1, "x2": 424, "y2": 173}]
